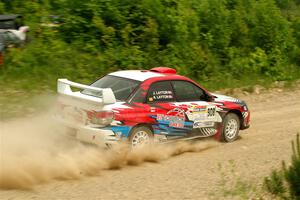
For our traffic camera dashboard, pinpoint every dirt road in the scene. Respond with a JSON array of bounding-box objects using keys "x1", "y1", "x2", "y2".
[{"x1": 1, "y1": 86, "x2": 300, "y2": 200}]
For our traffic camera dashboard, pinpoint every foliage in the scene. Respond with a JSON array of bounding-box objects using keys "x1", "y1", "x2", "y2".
[
  {"x1": 264, "y1": 133, "x2": 300, "y2": 200},
  {"x1": 264, "y1": 170, "x2": 286, "y2": 197},
  {"x1": 283, "y1": 133, "x2": 300, "y2": 199},
  {"x1": 0, "y1": 0, "x2": 300, "y2": 93}
]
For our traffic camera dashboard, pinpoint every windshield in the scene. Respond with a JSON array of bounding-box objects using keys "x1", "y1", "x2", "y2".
[{"x1": 82, "y1": 75, "x2": 140, "y2": 101}]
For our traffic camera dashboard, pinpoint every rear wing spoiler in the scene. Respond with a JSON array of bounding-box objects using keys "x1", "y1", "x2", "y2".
[{"x1": 57, "y1": 79, "x2": 116, "y2": 107}]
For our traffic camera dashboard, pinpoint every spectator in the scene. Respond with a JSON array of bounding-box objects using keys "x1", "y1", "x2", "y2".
[
  {"x1": 0, "y1": 26, "x2": 29, "y2": 65},
  {"x1": 7, "y1": 26, "x2": 29, "y2": 42}
]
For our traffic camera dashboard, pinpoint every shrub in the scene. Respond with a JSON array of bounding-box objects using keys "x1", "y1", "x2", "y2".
[
  {"x1": 264, "y1": 169, "x2": 286, "y2": 197},
  {"x1": 264, "y1": 133, "x2": 300, "y2": 200},
  {"x1": 283, "y1": 133, "x2": 300, "y2": 199}
]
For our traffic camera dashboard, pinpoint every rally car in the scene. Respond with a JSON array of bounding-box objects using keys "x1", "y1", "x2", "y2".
[{"x1": 56, "y1": 67, "x2": 250, "y2": 147}]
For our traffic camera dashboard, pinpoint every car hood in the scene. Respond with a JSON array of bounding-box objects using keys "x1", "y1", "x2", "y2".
[{"x1": 211, "y1": 93, "x2": 243, "y2": 104}]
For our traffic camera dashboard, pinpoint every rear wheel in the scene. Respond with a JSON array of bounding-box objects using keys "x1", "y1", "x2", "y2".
[
  {"x1": 129, "y1": 126, "x2": 153, "y2": 148},
  {"x1": 221, "y1": 113, "x2": 240, "y2": 142}
]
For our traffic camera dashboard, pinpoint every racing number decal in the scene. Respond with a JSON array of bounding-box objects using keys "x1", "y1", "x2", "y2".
[
  {"x1": 207, "y1": 107, "x2": 216, "y2": 118},
  {"x1": 185, "y1": 105, "x2": 218, "y2": 128},
  {"x1": 186, "y1": 105, "x2": 217, "y2": 121}
]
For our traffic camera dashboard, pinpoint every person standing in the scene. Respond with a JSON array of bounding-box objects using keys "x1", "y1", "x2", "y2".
[
  {"x1": 0, "y1": 26, "x2": 29, "y2": 65},
  {"x1": 7, "y1": 26, "x2": 29, "y2": 42},
  {"x1": 0, "y1": 31, "x2": 5, "y2": 65}
]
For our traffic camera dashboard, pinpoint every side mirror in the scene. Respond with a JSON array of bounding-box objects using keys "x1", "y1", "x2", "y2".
[
  {"x1": 208, "y1": 95, "x2": 215, "y2": 102},
  {"x1": 201, "y1": 93, "x2": 214, "y2": 102}
]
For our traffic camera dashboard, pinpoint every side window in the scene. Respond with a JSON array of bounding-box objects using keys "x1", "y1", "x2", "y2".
[
  {"x1": 147, "y1": 81, "x2": 175, "y2": 103},
  {"x1": 172, "y1": 81, "x2": 206, "y2": 102}
]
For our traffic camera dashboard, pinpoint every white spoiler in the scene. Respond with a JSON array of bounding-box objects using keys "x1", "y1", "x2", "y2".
[{"x1": 57, "y1": 79, "x2": 116, "y2": 108}]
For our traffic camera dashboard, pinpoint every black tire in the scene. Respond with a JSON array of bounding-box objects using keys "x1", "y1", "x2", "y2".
[
  {"x1": 129, "y1": 126, "x2": 153, "y2": 147},
  {"x1": 221, "y1": 113, "x2": 240, "y2": 142}
]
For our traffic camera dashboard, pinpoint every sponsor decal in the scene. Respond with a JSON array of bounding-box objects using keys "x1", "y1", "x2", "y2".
[
  {"x1": 186, "y1": 105, "x2": 217, "y2": 122},
  {"x1": 156, "y1": 108, "x2": 185, "y2": 128},
  {"x1": 212, "y1": 93, "x2": 242, "y2": 103},
  {"x1": 167, "y1": 108, "x2": 186, "y2": 118},
  {"x1": 193, "y1": 121, "x2": 214, "y2": 128},
  {"x1": 157, "y1": 114, "x2": 185, "y2": 128}
]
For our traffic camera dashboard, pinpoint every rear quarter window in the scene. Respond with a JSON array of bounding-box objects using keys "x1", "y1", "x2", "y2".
[{"x1": 82, "y1": 75, "x2": 140, "y2": 101}]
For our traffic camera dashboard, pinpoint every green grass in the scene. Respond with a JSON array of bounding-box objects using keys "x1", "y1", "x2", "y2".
[
  {"x1": 0, "y1": 86, "x2": 55, "y2": 120},
  {"x1": 210, "y1": 160, "x2": 262, "y2": 199}
]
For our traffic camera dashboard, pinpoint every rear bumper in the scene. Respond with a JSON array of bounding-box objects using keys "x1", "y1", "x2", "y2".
[
  {"x1": 75, "y1": 126, "x2": 119, "y2": 147},
  {"x1": 55, "y1": 115, "x2": 119, "y2": 147}
]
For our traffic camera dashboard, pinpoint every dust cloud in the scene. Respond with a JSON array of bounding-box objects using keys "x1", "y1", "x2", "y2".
[{"x1": 0, "y1": 114, "x2": 217, "y2": 190}]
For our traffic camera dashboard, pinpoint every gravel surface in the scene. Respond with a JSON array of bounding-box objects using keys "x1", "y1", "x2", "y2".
[{"x1": 1, "y1": 86, "x2": 299, "y2": 200}]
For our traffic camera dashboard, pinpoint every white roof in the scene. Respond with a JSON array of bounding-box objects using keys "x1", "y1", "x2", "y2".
[{"x1": 109, "y1": 70, "x2": 164, "y2": 81}]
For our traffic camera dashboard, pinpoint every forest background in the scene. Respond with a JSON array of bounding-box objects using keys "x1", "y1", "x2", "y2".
[{"x1": 0, "y1": 0, "x2": 300, "y2": 106}]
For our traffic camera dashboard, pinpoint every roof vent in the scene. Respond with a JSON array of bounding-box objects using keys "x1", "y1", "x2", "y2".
[{"x1": 150, "y1": 67, "x2": 177, "y2": 74}]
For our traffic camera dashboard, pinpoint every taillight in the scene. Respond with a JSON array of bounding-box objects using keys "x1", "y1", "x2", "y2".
[{"x1": 87, "y1": 110, "x2": 114, "y2": 125}]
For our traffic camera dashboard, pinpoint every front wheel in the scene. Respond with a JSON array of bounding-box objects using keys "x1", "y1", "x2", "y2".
[
  {"x1": 129, "y1": 126, "x2": 153, "y2": 148},
  {"x1": 221, "y1": 113, "x2": 240, "y2": 142}
]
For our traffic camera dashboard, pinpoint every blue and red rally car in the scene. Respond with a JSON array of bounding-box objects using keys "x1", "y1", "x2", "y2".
[{"x1": 56, "y1": 67, "x2": 250, "y2": 147}]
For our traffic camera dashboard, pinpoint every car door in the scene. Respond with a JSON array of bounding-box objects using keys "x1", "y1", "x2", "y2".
[
  {"x1": 170, "y1": 80, "x2": 222, "y2": 134},
  {"x1": 145, "y1": 81, "x2": 190, "y2": 136}
]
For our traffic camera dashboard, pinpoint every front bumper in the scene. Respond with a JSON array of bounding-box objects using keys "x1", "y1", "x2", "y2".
[
  {"x1": 55, "y1": 115, "x2": 119, "y2": 147},
  {"x1": 241, "y1": 124, "x2": 250, "y2": 130},
  {"x1": 241, "y1": 110, "x2": 250, "y2": 130}
]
